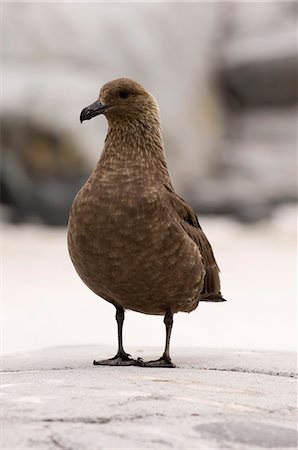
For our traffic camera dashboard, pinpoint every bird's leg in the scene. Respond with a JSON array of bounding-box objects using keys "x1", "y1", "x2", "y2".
[
  {"x1": 93, "y1": 306, "x2": 143, "y2": 366},
  {"x1": 143, "y1": 310, "x2": 176, "y2": 368}
]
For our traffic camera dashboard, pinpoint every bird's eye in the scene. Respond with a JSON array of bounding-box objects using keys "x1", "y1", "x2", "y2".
[{"x1": 119, "y1": 90, "x2": 130, "y2": 99}]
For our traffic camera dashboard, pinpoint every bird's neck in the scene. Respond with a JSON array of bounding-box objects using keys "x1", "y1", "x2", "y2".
[{"x1": 97, "y1": 119, "x2": 172, "y2": 187}]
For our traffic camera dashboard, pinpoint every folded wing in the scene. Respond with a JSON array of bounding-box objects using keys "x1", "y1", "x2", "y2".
[{"x1": 165, "y1": 186, "x2": 225, "y2": 302}]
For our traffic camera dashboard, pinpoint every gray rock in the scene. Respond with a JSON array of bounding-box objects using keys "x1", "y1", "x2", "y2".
[
  {"x1": 1, "y1": 115, "x2": 88, "y2": 225},
  {"x1": 2, "y1": 346, "x2": 297, "y2": 449}
]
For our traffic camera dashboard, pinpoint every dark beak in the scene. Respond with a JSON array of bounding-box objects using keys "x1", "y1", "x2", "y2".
[{"x1": 80, "y1": 100, "x2": 110, "y2": 123}]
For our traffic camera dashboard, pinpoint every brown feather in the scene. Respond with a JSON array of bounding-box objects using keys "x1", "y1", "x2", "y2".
[{"x1": 164, "y1": 186, "x2": 225, "y2": 302}]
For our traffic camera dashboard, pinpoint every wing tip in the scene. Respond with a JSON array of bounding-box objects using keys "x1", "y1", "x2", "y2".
[{"x1": 200, "y1": 295, "x2": 227, "y2": 302}]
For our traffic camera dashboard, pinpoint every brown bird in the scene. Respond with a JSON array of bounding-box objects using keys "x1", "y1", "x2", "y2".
[{"x1": 68, "y1": 78, "x2": 225, "y2": 368}]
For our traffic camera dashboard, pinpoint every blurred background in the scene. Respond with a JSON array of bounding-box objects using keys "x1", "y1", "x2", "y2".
[{"x1": 2, "y1": 1, "x2": 297, "y2": 356}]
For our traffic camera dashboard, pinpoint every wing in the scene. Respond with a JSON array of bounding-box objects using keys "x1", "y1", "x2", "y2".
[{"x1": 165, "y1": 186, "x2": 225, "y2": 302}]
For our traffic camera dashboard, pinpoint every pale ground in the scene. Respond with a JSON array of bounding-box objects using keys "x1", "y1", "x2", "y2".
[
  {"x1": 1, "y1": 346, "x2": 297, "y2": 450},
  {"x1": 2, "y1": 204, "x2": 297, "y2": 356}
]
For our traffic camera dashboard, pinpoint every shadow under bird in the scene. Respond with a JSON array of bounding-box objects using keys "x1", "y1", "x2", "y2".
[{"x1": 68, "y1": 78, "x2": 226, "y2": 368}]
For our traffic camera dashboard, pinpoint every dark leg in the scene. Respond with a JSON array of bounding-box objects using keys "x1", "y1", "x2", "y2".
[
  {"x1": 143, "y1": 310, "x2": 176, "y2": 368},
  {"x1": 94, "y1": 305, "x2": 143, "y2": 366}
]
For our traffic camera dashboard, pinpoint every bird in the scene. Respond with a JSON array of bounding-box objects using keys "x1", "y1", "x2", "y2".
[{"x1": 67, "y1": 78, "x2": 226, "y2": 368}]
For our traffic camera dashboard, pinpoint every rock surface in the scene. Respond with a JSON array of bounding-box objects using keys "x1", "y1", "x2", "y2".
[{"x1": 2, "y1": 346, "x2": 297, "y2": 449}]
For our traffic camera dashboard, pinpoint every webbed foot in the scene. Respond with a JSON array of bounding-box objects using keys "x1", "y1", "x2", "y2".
[
  {"x1": 143, "y1": 356, "x2": 176, "y2": 368},
  {"x1": 93, "y1": 351, "x2": 144, "y2": 366}
]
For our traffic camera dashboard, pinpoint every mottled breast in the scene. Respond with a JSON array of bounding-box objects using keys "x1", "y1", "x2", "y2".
[{"x1": 68, "y1": 178, "x2": 204, "y2": 315}]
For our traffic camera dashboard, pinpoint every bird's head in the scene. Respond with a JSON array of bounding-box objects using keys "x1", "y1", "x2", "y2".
[{"x1": 80, "y1": 78, "x2": 159, "y2": 125}]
